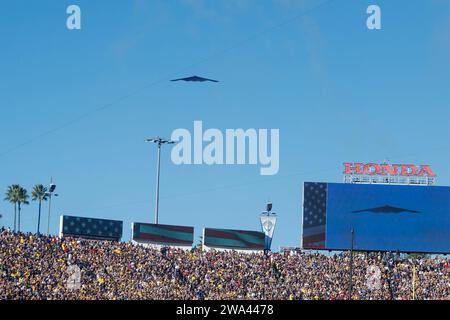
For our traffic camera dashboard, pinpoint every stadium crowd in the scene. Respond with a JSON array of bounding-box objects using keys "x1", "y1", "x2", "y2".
[{"x1": 0, "y1": 228, "x2": 449, "y2": 300}]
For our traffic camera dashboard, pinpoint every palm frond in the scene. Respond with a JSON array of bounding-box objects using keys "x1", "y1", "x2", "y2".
[{"x1": 32, "y1": 184, "x2": 48, "y2": 201}]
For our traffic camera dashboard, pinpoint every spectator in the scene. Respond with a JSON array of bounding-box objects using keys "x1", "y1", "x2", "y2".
[{"x1": 0, "y1": 229, "x2": 448, "y2": 300}]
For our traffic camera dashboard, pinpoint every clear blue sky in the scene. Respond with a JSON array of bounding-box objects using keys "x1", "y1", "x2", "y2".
[{"x1": 1, "y1": 0, "x2": 450, "y2": 250}]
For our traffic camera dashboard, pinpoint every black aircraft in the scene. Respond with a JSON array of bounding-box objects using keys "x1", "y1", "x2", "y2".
[
  {"x1": 352, "y1": 205, "x2": 421, "y2": 214},
  {"x1": 170, "y1": 75, "x2": 219, "y2": 83}
]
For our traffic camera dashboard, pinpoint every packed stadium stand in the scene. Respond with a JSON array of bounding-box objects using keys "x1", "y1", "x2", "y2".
[{"x1": 0, "y1": 228, "x2": 449, "y2": 300}]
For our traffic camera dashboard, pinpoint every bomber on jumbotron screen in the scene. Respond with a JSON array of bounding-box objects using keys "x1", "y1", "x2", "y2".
[{"x1": 301, "y1": 182, "x2": 450, "y2": 253}]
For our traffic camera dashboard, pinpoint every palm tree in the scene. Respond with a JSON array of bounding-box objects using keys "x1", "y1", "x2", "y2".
[
  {"x1": 32, "y1": 184, "x2": 48, "y2": 235},
  {"x1": 17, "y1": 186, "x2": 29, "y2": 232},
  {"x1": 4, "y1": 185, "x2": 20, "y2": 232}
]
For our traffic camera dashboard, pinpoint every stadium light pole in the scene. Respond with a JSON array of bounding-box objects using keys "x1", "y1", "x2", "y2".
[
  {"x1": 46, "y1": 179, "x2": 58, "y2": 235},
  {"x1": 145, "y1": 137, "x2": 175, "y2": 224},
  {"x1": 348, "y1": 228, "x2": 355, "y2": 300}
]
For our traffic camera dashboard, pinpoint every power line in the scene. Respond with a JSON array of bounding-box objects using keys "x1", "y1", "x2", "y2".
[{"x1": 67, "y1": 167, "x2": 337, "y2": 214}]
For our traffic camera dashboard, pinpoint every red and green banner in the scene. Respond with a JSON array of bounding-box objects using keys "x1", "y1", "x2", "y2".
[
  {"x1": 132, "y1": 222, "x2": 194, "y2": 246},
  {"x1": 203, "y1": 228, "x2": 265, "y2": 250}
]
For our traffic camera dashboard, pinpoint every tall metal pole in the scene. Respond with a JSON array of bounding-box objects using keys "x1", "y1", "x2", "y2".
[
  {"x1": 46, "y1": 177, "x2": 57, "y2": 235},
  {"x1": 348, "y1": 228, "x2": 355, "y2": 300},
  {"x1": 146, "y1": 137, "x2": 175, "y2": 225},
  {"x1": 412, "y1": 265, "x2": 416, "y2": 300},
  {"x1": 154, "y1": 142, "x2": 162, "y2": 224},
  {"x1": 47, "y1": 193, "x2": 52, "y2": 235}
]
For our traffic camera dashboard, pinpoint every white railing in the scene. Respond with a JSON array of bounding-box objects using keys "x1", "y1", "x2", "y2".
[{"x1": 343, "y1": 175, "x2": 436, "y2": 186}]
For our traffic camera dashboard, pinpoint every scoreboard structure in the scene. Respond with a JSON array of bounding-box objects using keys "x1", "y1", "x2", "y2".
[
  {"x1": 301, "y1": 182, "x2": 450, "y2": 254},
  {"x1": 59, "y1": 215, "x2": 123, "y2": 241},
  {"x1": 203, "y1": 228, "x2": 265, "y2": 252},
  {"x1": 132, "y1": 222, "x2": 194, "y2": 249}
]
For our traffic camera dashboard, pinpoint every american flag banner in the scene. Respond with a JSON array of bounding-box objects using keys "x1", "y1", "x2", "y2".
[
  {"x1": 302, "y1": 182, "x2": 327, "y2": 249},
  {"x1": 60, "y1": 215, "x2": 123, "y2": 241}
]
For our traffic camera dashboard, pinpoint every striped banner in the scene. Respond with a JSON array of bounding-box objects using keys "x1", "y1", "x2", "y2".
[
  {"x1": 203, "y1": 228, "x2": 265, "y2": 250},
  {"x1": 132, "y1": 223, "x2": 194, "y2": 246}
]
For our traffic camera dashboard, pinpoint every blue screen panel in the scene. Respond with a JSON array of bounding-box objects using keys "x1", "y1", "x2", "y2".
[{"x1": 326, "y1": 183, "x2": 450, "y2": 253}]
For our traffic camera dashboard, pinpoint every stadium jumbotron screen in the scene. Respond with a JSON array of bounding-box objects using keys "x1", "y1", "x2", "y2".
[{"x1": 302, "y1": 182, "x2": 450, "y2": 254}]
